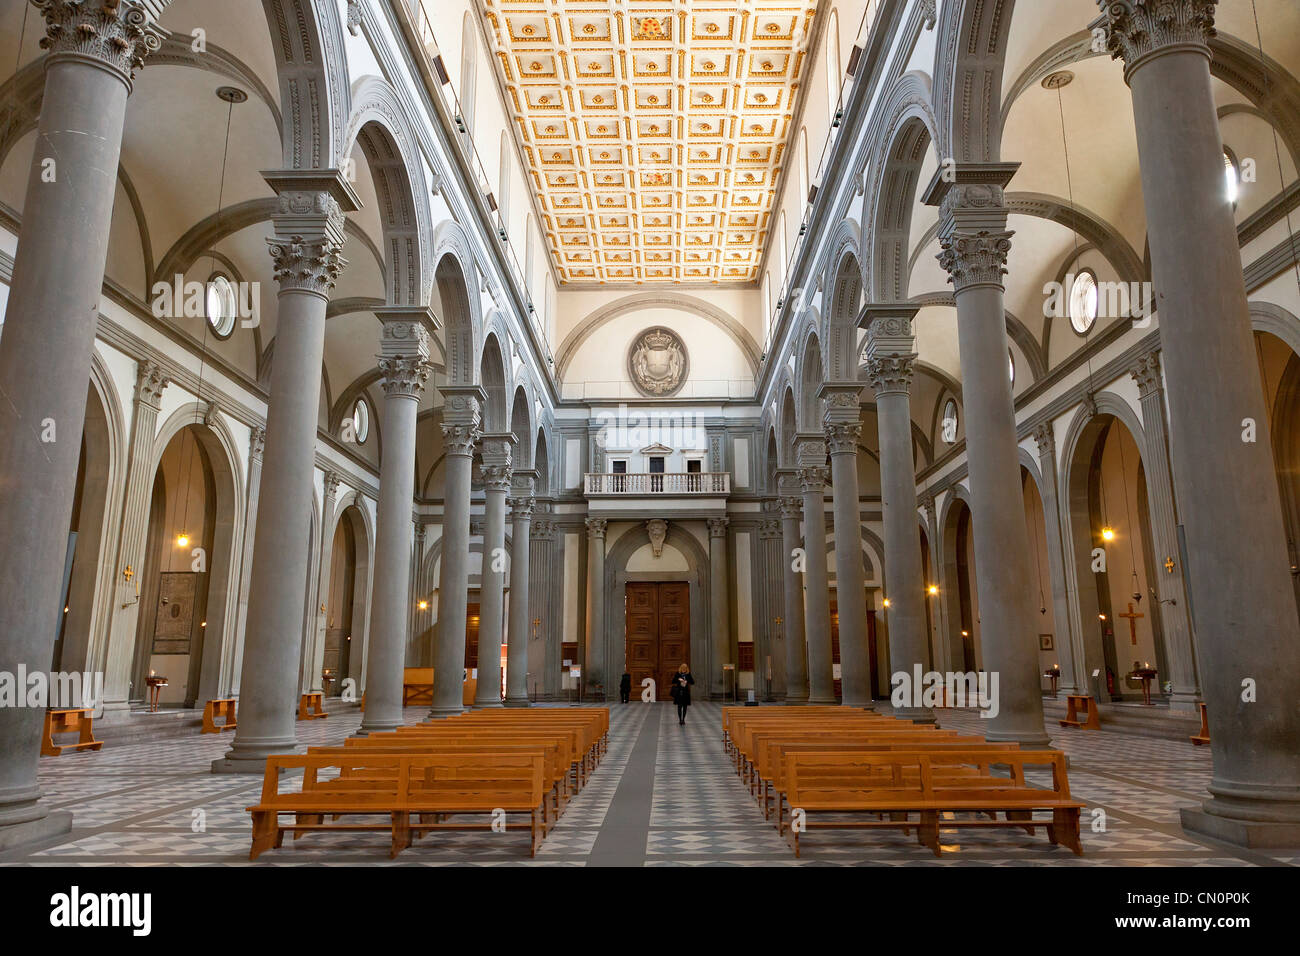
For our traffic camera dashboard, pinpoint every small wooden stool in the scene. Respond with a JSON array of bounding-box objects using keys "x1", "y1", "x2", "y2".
[
  {"x1": 201, "y1": 698, "x2": 238, "y2": 734},
  {"x1": 1058, "y1": 693, "x2": 1102, "y2": 730},
  {"x1": 41, "y1": 709, "x2": 104, "y2": 756},
  {"x1": 298, "y1": 692, "x2": 328, "y2": 720},
  {"x1": 1190, "y1": 701, "x2": 1211, "y2": 746}
]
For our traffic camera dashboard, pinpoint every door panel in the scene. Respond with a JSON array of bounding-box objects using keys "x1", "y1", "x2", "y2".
[
  {"x1": 624, "y1": 582, "x2": 690, "y2": 699},
  {"x1": 626, "y1": 583, "x2": 659, "y2": 694}
]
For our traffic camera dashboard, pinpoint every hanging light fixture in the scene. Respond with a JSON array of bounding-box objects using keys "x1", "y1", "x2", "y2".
[{"x1": 173, "y1": 88, "x2": 245, "y2": 557}]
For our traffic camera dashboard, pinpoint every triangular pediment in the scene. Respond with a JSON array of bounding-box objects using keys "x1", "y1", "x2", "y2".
[{"x1": 639, "y1": 443, "x2": 673, "y2": 454}]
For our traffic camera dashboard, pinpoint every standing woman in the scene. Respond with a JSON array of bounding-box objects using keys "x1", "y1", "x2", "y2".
[{"x1": 673, "y1": 663, "x2": 694, "y2": 726}]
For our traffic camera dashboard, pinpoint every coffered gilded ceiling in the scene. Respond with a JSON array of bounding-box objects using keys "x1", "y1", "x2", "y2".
[{"x1": 480, "y1": 1, "x2": 818, "y2": 285}]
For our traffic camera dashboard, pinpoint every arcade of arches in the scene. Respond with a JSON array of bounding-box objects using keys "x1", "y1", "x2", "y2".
[{"x1": 0, "y1": 0, "x2": 1298, "y2": 868}]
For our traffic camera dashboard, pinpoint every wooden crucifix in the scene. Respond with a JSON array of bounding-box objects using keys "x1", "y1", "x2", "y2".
[{"x1": 1118, "y1": 602, "x2": 1145, "y2": 646}]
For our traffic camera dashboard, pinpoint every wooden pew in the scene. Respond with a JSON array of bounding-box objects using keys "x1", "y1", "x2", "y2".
[
  {"x1": 782, "y1": 749, "x2": 1083, "y2": 857},
  {"x1": 1058, "y1": 693, "x2": 1101, "y2": 730},
  {"x1": 247, "y1": 752, "x2": 547, "y2": 859},
  {"x1": 311, "y1": 737, "x2": 568, "y2": 830},
  {"x1": 41, "y1": 708, "x2": 103, "y2": 756},
  {"x1": 201, "y1": 698, "x2": 237, "y2": 734},
  {"x1": 298, "y1": 692, "x2": 328, "y2": 721},
  {"x1": 402, "y1": 668, "x2": 435, "y2": 707},
  {"x1": 1190, "y1": 701, "x2": 1210, "y2": 746}
]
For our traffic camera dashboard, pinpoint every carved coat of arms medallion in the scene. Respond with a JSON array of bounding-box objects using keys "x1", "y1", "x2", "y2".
[{"x1": 628, "y1": 326, "x2": 688, "y2": 397}]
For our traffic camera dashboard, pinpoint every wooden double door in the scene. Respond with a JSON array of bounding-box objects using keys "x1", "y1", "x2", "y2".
[{"x1": 625, "y1": 582, "x2": 689, "y2": 698}]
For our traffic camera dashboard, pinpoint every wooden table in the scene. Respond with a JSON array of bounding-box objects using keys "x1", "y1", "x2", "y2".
[
  {"x1": 1131, "y1": 667, "x2": 1158, "y2": 705},
  {"x1": 145, "y1": 675, "x2": 168, "y2": 713},
  {"x1": 1043, "y1": 668, "x2": 1060, "y2": 697}
]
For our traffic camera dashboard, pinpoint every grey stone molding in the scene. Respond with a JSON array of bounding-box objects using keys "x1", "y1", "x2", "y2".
[{"x1": 1091, "y1": 0, "x2": 1218, "y2": 80}]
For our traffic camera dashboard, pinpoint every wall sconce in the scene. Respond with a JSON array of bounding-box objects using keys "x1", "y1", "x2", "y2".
[
  {"x1": 1100, "y1": 527, "x2": 1115, "y2": 542},
  {"x1": 927, "y1": 585, "x2": 939, "y2": 596},
  {"x1": 418, "y1": 600, "x2": 428, "y2": 611},
  {"x1": 176, "y1": 531, "x2": 190, "y2": 548}
]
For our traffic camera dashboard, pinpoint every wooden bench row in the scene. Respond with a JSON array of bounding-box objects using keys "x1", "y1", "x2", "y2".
[
  {"x1": 722, "y1": 707, "x2": 1084, "y2": 858},
  {"x1": 246, "y1": 708, "x2": 609, "y2": 860}
]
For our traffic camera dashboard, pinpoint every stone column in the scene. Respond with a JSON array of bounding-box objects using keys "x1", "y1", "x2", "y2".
[
  {"x1": 708, "y1": 516, "x2": 731, "y2": 699},
  {"x1": 505, "y1": 472, "x2": 536, "y2": 706},
  {"x1": 214, "y1": 170, "x2": 357, "y2": 773},
  {"x1": 1031, "y1": 423, "x2": 1080, "y2": 695},
  {"x1": 863, "y1": 304, "x2": 933, "y2": 723},
  {"x1": 358, "y1": 310, "x2": 433, "y2": 733},
  {"x1": 583, "y1": 517, "x2": 607, "y2": 694},
  {"x1": 1128, "y1": 351, "x2": 1201, "y2": 709},
  {"x1": 796, "y1": 435, "x2": 836, "y2": 704},
  {"x1": 1096, "y1": 0, "x2": 1300, "y2": 843},
  {"x1": 307, "y1": 470, "x2": 342, "y2": 696},
  {"x1": 923, "y1": 164, "x2": 1049, "y2": 747},
  {"x1": 474, "y1": 434, "x2": 513, "y2": 707},
  {"x1": 429, "y1": 386, "x2": 484, "y2": 718},
  {"x1": 777, "y1": 473, "x2": 810, "y2": 703},
  {"x1": 230, "y1": 426, "x2": 265, "y2": 696},
  {"x1": 0, "y1": 0, "x2": 166, "y2": 844},
  {"x1": 100, "y1": 360, "x2": 169, "y2": 714},
  {"x1": 822, "y1": 383, "x2": 872, "y2": 708}
]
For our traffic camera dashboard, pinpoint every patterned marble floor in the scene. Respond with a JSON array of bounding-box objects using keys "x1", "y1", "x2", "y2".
[{"x1": 1, "y1": 701, "x2": 1295, "y2": 867}]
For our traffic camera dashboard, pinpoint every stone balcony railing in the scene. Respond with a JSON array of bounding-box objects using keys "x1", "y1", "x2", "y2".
[{"x1": 583, "y1": 473, "x2": 731, "y2": 496}]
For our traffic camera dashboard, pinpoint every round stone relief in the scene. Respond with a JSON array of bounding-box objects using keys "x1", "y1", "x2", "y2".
[{"x1": 628, "y1": 326, "x2": 689, "y2": 398}]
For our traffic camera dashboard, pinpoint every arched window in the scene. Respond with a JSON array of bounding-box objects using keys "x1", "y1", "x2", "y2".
[
  {"x1": 1008, "y1": 349, "x2": 1016, "y2": 386},
  {"x1": 1069, "y1": 270, "x2": 1098, "y2": 335},
  {"x1": 1223, "y1": 148, "x2": 1240, "y2": 207},
  {"x1": 824, "y1": 10, "x2": 842, "y2": 125},
  {"x1": 205, "y1": 274, "x2": 237, "y2": 339},
  {"x1": 459, "y1": 12, "x2": 478, "y2": 138},
  {"x1": 498, "y1": 131, "x2": 512, "y2": 231},
  {"x1": 349, "y1": 398, "x2": 370, "y2": 444},
  {"x1": 942, "y1": 399, "x2": 959, "y2": 445}
]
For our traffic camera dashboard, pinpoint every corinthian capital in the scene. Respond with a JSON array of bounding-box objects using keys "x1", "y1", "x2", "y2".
[
  {"x1": 33, "y1": 0, "x2": 165, "y2": 88},
  {"x1": 440, "y1": 421, "x2": 479, "y2": 457},
  {"x1": 267, "y1": 234, "x2": 346, "y2": 297},
  {"x1": 707, "y1": 516, "x2": 729, "y2": 539},
  {"x1": 1091, "y1": 0, "x2": 1217, "y2": 79},
  {"x1": 133, "y1": 358, "x2": 169, "y2": 409},
  {"x1": 585, "y1": 517, "x2": 607, "y2": 540},
  {"x1": 866, "y1": 354, "x2": 917, "y2": 397},
  {"x1": 481, "y1": 464, "x2": 512, "y2": 493},
  {"x1": 778, "y1": 495, "x2": 803, "y2": 520},
  {"x1": 378, "y1": 356, "x2": 432, "y2": 399},
  {"x1": 1129, "y1": 349, "x2": 1163, "y2": 398},
  {"x1": 824, "y1": 420, "x2": 862, "y2": 455},
  {"x1": 937, "y1": 231, "x2": 1014, "y2": 293},
  {"x1": 797, "y1": 466, "x2": 828, "y2": 493}
]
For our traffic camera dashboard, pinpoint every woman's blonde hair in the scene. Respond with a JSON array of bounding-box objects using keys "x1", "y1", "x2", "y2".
[{"x1": 678, "y1": 663, "x2": 689, "y2": 673}]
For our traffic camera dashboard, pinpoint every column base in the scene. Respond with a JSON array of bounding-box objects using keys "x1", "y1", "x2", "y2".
[
  {"x1": 784, "y1": 696, "x2": 809, "y2": 706},
  {"x1": 503, "y1": 697, "x2": 531, "y2": 708},
  {"x1": 1181, "y1": 807, "x2": 1300, "y2": 849},
  {"x1": 425, "y1": 706, "x2": 464, "y2": 720},
  {"x1": 0, "y1": 811, "x2": 73, "y2": 853},
  {"x1": 807, "y1": 696, "x2": 837, "y2": 705},
  {"x1": 1166, "y1": 690, "x2": 1201, "y2": 714},
  {"x1": 472, "y1": 699, "x2": 505, "y2": 709}
]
